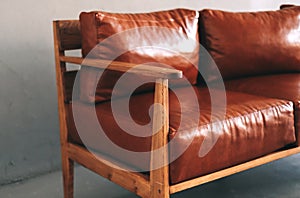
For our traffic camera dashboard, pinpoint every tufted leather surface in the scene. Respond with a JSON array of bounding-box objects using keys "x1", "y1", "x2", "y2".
[
  {"x1": 79, "y1": 9, "x2": 199, "y2": 103},
  {"x1": 199, "y1": 6, "x2": 300, "y2": 82},
  {"x1": 66, "y1": 86, "x2": 295, "y2": 184}
]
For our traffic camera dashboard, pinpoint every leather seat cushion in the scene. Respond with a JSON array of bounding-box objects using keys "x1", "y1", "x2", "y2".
[
  {"x1": 225, "y1": 73, "x2": 300, "y2": 144},
  {"x1": 67, "y1": 86, "x2": 296, "y2": 184}
]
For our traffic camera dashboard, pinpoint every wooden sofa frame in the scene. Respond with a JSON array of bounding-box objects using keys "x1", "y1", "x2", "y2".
[{"x1": 53, "y1": 20, "x2": 300, "y2": 198}]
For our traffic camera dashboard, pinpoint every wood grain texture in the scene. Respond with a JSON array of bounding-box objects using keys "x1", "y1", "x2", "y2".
[
  {"x1": 55, "y1": 20, "x2": 81, "y2": 51},
  {"x1": 67, "y1": 143, "x2": 151, "y2": 198},
  {"x1": 53, "y1": 21, "x2": 74, "y2": 198},
  {"x1": 150, "y1": 79, "x2": 170, "y2": 198},
  {"x1": 60, "y1": 56, "x2": 183, "y2": 79}
]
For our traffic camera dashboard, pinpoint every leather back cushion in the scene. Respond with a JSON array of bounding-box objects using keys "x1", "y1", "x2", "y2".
[
  {"x1": 200, "y1": 6, "x2": 300, "y2": 81},
  {"x1": 79, "y1": 9, "x2": 199, "y2": 103}
]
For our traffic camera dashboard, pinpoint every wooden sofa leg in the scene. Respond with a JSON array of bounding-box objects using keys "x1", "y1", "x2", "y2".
[
  {"x1": 62, "y1": 156, "x2": 74, "y2": 198},
  {"x1": 150, "y1": 182, "x2": 170, "y2": 198}
]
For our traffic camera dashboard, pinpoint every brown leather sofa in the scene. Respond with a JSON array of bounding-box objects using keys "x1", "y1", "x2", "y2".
[{"x1": 53, "y1": 5, "x2": 300, "y2": 198}]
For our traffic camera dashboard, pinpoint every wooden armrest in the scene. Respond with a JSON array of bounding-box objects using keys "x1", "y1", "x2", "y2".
[{"x1": 60, "y1": 56, "x2": 183, "y2": 79}]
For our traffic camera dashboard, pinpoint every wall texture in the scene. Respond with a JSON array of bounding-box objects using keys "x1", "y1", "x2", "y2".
[{"x1": 0, "y1": 0, "x2": 298, "y2": 185}]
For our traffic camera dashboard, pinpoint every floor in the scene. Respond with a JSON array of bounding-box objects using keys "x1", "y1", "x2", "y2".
[{"x1": 1, "y1": 154, "x2": 300, "y2": 198}]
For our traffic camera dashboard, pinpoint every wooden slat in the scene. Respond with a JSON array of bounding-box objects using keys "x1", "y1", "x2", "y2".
[
  {"x1": 55, "y1": 20, "x2": 81, "y2": 51},
  {"x1": 67, "y1": 143, "x2": 151, "y2": 198},
  {"x1": 170, "y1": 146, "x2": 300, "y2": 194},
  {"x1": 53, "y1": 21, "x2": 75, "y2": 198},
  {"x1": 60, "y1": 56, "x2": 183, "y2": 79},
  {"x1": 150, "y1": 79, "x2": 170, "y2": 198}
]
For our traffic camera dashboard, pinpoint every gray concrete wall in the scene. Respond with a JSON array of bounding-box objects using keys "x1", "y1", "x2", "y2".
[{"x1": 0, "y1": 0, "x2": 298, "y2": 185}]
